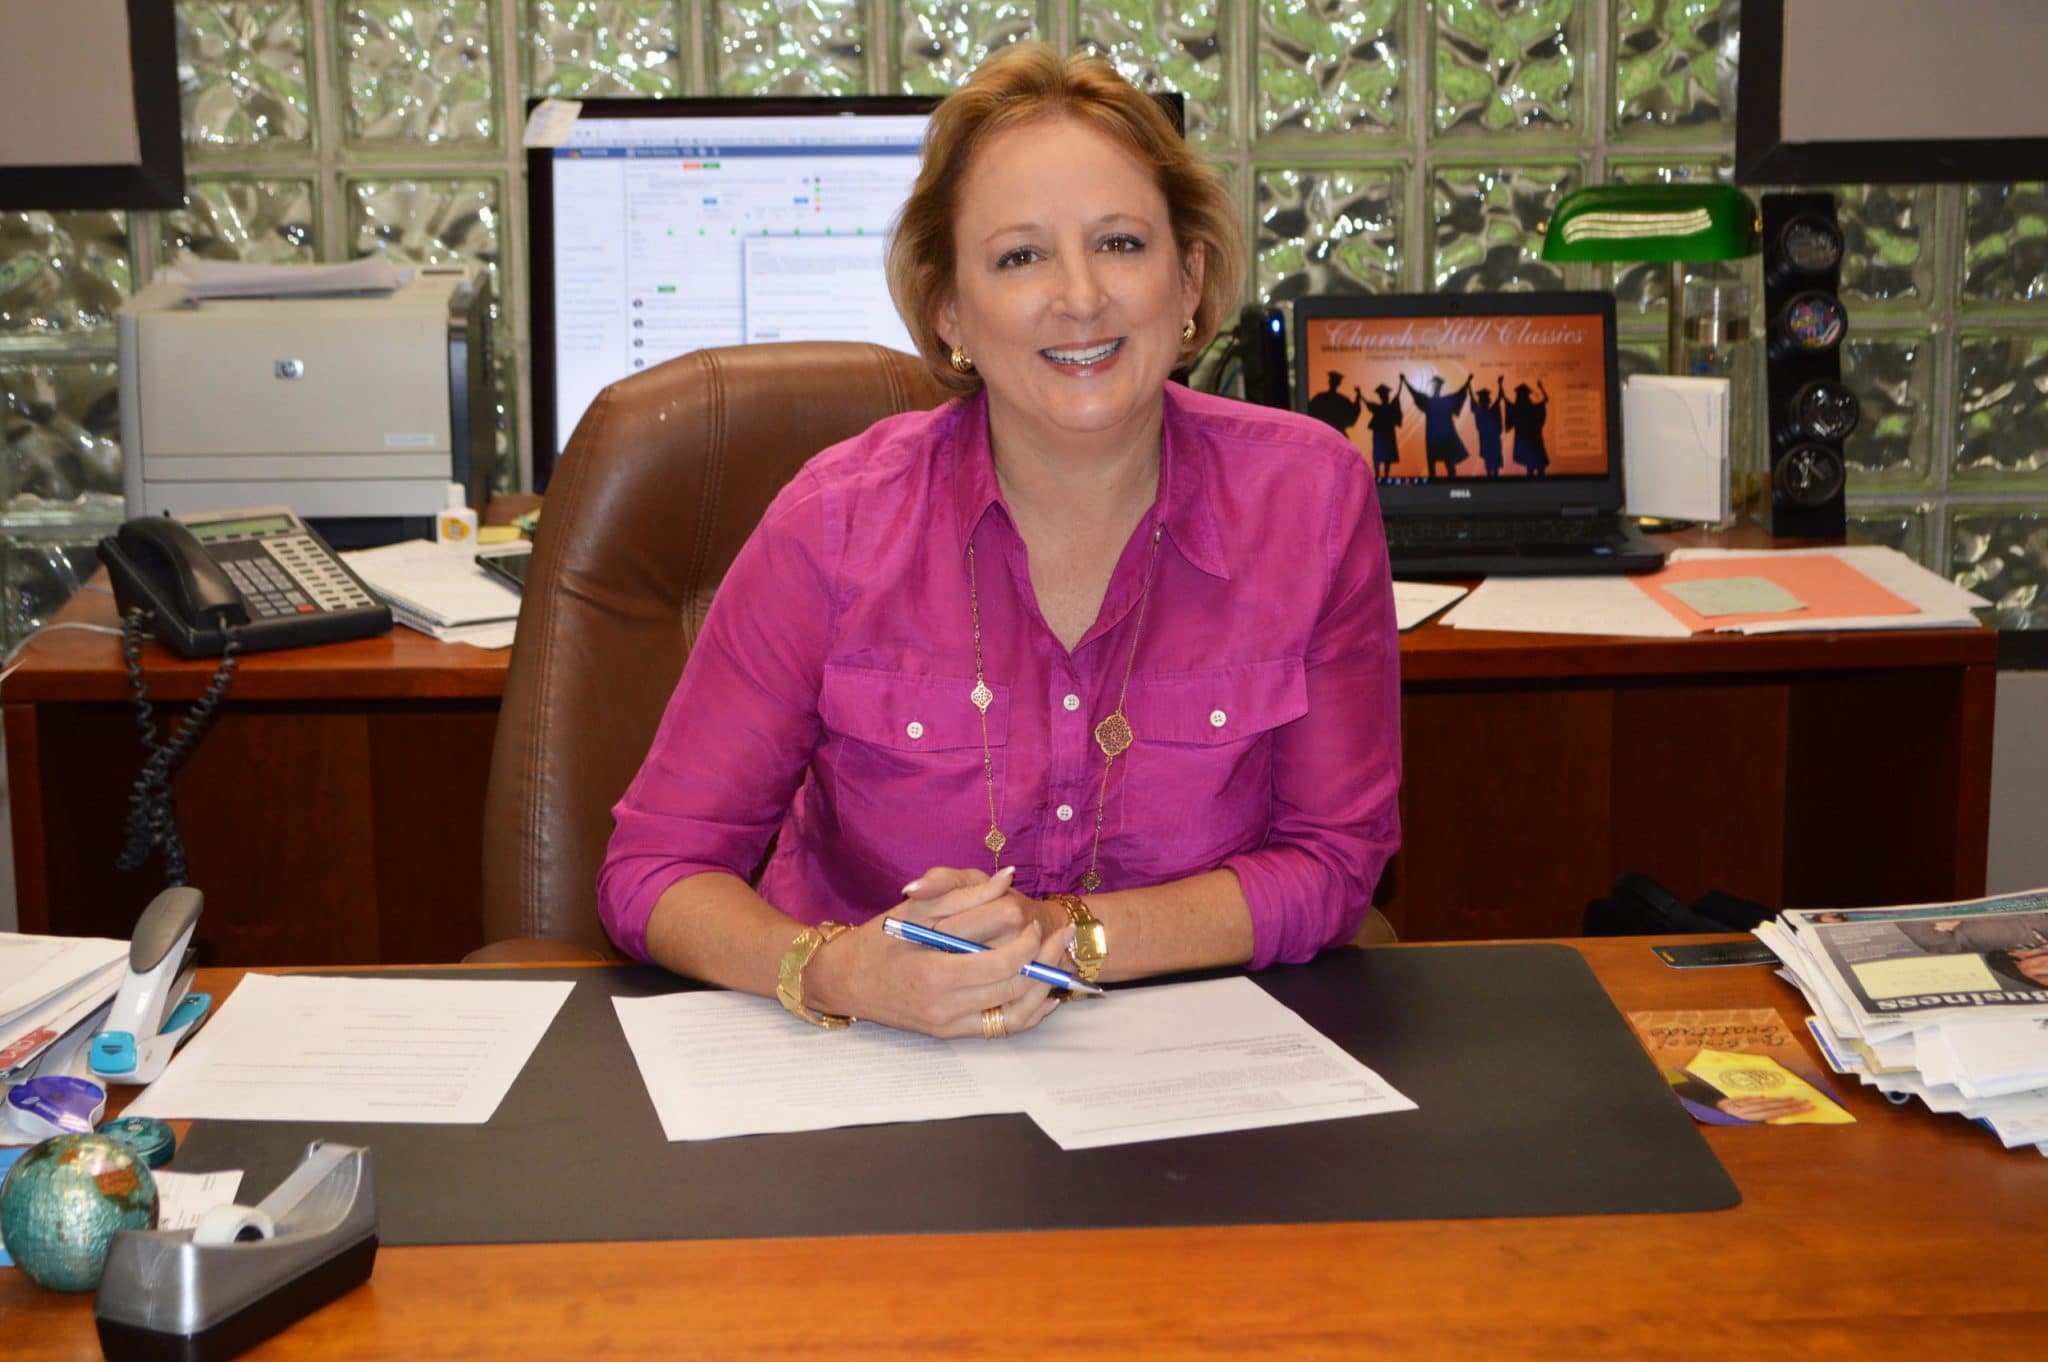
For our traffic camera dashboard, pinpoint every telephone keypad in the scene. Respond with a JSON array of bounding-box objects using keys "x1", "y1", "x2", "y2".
[
  {"x1": 211, "y1": 528, "x2": 380, "y2": 620},
  {"x1": 258, "y1": 535, "x2": 378, "y2": 613}
]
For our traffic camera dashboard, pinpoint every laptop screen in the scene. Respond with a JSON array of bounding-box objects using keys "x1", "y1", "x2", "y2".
[{"x1": 1293, "y1": 292, "x2": 1624, "y2": 516}]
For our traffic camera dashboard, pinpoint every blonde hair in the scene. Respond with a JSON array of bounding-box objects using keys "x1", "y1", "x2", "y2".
[{"x1": 886, "y1": 43, "x2": 1244, "y2": 396}]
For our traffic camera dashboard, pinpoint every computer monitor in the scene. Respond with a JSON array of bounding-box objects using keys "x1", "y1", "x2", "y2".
[{"x1": 527, "y1": 96, "x2": 938, "y2": 489}]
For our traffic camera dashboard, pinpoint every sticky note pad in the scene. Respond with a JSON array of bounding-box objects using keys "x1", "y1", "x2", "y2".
[
  {"x1": 1664, "y1": 575, "x2": 1806, "y2": 618},
  {"x1": 1851, "y1": 954, "x2": 2001, "y2": 1000}
]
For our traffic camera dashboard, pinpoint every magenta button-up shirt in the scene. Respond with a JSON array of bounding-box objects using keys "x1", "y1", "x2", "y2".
[{"x1": 599, "y1": 383, "x2": 1402, "y2": 970}]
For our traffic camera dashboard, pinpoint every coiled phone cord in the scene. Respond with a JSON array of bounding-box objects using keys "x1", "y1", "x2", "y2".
[{"x1": 118, "y1": 606, "x2": 241, "y2": 886}]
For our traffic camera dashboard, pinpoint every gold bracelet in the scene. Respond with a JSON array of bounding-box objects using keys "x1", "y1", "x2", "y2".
[
  {"x1": 776, "y1": 921, "x2": 854, "y2": 1029},
  {"x1": 1047, "y1": 894, "x2": 1107, "y2": 986}
]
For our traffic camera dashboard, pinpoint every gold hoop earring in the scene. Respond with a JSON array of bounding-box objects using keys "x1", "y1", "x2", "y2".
[
  {"x1": 949, "y1": 345, "x2": 975, "y2": 375},
  {"x1": 1181, "y1": 318, "x2": 1197, "y2": 343}
]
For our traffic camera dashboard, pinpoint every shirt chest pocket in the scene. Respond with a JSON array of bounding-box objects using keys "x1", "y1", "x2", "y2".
[
  {"x1": 1124, "y1": 656, "x2": 1307, "y2": 750},
  {"x1": 815, "y1": 666, "x2": 1011, "y2": 876},
  {"x1": 819, "y1": 665, "x2": 1009, "y2": 753},
  {"x1": 1110, "y1": 657, "x2": 1307, "y2": 869}
]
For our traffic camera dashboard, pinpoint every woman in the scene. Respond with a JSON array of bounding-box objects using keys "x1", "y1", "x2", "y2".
[{"x1": 599, "y1": 44, "x2": 1400, "y2": 1040}]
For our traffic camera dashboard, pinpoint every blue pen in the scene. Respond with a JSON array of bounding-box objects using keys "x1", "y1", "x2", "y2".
[{"x1": 881, "y1": 918, "x2": 1106, "y2": 997}]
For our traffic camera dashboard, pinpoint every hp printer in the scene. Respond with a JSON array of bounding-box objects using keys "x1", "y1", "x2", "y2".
[{"x1": 118, "y1": 264, "x2": 493, "y2": 546}]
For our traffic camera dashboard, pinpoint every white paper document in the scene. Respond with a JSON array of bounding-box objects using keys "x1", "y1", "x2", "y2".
[
  {"x1": 1393, "y1": 581, "x2": 1469, "y2": 631},
  {"x1": 126, "y1": 975, "x2": 574, "y2": 1125},
  {"x1": 1440, "y1": 574, "x2": 1692, "y2": 638},
  {"x1": 993, "y1": 978, "x2": 1417, "y2": 1150},
  {"x1": 152, "y1": 1170, "x2": 246, "y2": 1231},
  {"x1": 614, "y1": 991, "x2": 1017, "y2": 1140},
  {"x1": 614, "y1": 978, "x2": 1415, "y2": 1150}
]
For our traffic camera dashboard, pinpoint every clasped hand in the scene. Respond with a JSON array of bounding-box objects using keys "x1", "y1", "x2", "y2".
[{"x1": 801, "y1": 866, "x2": 1075, "y2": 1039}]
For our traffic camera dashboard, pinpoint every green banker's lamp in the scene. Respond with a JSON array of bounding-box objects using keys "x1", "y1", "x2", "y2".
[
  {"x1": 1542, "y1": 184, "x2": 1762, "y2": 523},
  {"x1": 1540, "y1": 183, "x2": 1759, "y2": 369}
]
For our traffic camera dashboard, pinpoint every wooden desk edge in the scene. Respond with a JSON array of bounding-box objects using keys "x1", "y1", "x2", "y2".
[{"x1": 3, "y1": 578, "x2": 1998, "y2": 704}]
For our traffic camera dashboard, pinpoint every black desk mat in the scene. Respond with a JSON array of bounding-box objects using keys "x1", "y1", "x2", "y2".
[{"x1": 173, "y1": 945, "x2": 1737, "y2": 1244}]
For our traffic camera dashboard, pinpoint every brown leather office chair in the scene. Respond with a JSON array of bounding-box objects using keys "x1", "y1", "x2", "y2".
[
  {"x1": 471, "y1": 342, "x2": 951, "y2": 963},
  {"x1": 469, "y1": 338, "x2": 1395, "y2": 962}
]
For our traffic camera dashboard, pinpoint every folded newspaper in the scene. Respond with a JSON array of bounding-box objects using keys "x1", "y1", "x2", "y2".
[{"x1": 1755, "y1": 889, "x2": 2048, "y2": 1156}]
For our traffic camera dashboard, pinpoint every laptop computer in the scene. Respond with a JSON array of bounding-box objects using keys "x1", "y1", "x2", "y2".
[{"x1": 1293, "y1": 291, "x2": 1662, "y2": 576}]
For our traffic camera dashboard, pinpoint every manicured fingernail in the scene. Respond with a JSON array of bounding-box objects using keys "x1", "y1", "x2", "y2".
[
  {"x1": 901, "y1": 879, "x2": 924, "y2": 895},
  {"x1": 994, "y1": 865, "x2": 1017, "y2": 881}
]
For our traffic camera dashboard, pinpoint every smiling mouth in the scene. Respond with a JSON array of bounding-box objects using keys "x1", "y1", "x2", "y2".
[{"x1": 1041, "y1": 339, "x2": 1122, "y2": 365}]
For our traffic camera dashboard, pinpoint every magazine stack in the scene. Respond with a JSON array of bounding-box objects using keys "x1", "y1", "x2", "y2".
[{"x1": 1755, "y1": 889, "x2": 2048, "y2": 1155}]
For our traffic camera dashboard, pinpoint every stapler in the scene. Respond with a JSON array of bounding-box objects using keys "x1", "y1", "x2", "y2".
[
  {"x1": 89, "y1": 886, "x2": 212, "y2": 1085},
  {"x1": 95, "y1": 1142, "x2": 378, "y2": 1362}
]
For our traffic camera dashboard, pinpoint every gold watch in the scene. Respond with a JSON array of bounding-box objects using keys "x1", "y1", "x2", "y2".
[
  {"x1": 1048, "y1": 894, "x2": 1107, "y2": 985},
  {"x1": 776, "y1": 921, "x2": 854, "y2": 1029}
]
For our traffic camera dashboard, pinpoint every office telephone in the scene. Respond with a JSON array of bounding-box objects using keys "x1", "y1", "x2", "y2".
[
  {"x1": 98, "y1": 507, "x2": 392, "y2": 659},
  {"x1": 96, "y1": 508, "x2": 393, "y2": 886}
]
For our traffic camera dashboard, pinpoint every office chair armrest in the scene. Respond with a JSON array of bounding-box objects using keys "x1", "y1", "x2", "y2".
[
  {"x1": 1350, "y1": 907, "x2": 1399, "y2": 948},
  {"x1": 462, "y1": 936, "x2": 612, "y2": 966}
]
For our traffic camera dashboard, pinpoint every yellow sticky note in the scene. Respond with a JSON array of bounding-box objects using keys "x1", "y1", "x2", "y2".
[
  {"x1": 1850, "y1": 954, "x2": 2000, "y2": 1000},
  {"x1": 478, "y1": 526, "x2": 521, "y2": 545},
  {"x1": 1683, "y1": 1048, "x2": 1855, "y2": 1124}
]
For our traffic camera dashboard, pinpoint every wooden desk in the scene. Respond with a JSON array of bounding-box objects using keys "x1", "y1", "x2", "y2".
[
  {"x1": 6, "y1": 939, "x2": 2044, "y2": 1360},
  {"x1": 3, "y1": 583, "x2": 504, "y2": 965},
  {"x1": 5, "y1": 562, "x2": 1997, "y2": 964}
]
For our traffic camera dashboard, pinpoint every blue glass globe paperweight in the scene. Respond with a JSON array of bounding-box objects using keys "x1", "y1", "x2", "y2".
[{"x1": 0, "y1": 1132, "x2": 160, "y2": 1292}]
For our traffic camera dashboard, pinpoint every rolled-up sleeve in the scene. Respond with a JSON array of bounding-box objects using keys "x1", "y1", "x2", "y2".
[
  {"x1": 1223, "y1": 456, "x2": 1401, "y2": 967},
  {"x1": 596, "y1": 488, "x2": 835, "y2": 961}
]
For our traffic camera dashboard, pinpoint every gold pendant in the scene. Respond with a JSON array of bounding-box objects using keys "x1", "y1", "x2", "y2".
[
  {"x1": 985, "y1": 825, "x2": 1007, "y2": 855},
  {"x1": 970, "y1": 679, "x2": 994, "y2": 713},
  {"x1": 1094, "y1": 710, "x2": 1134, "y2": 759},
  {"x1": 1080, "y1": 870, "x2": 1102, "y2": 892}
]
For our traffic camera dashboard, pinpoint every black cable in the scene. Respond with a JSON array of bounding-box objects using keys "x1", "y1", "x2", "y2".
[{"x1": 118, "y1": 607, "x2": 240, "y2": 886}]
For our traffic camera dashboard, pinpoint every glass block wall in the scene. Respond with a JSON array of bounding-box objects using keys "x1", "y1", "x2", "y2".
[{"x1": 2, "y1": 0, "x2": 2044, "y2": 647}]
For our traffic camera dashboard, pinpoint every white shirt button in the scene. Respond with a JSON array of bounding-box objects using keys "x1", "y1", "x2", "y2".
[
  {"x1": 905, "y1": 720, "x2": 925, "y2": 740},
  {"x1": 1062, "y1": 693, "x2": 1081, "y2": 712},
  {"x1": 1209, "y1": 709, "x2": 1227, "y2": 728},
  {"x1": 1056, "y1": 803, "x2": 1075, "y2": 822}
]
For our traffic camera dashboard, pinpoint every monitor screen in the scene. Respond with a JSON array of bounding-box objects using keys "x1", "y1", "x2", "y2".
[
  {"x1": 1294, "y1": 296, "x2": 1616, "y2": 489},
  {"x1": 528, "y1": 96, "x2": 938, "y2": 488}
]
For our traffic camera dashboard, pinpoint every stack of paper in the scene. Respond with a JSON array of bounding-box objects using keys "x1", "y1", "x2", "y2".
[
  {"x1": 1440, "y1": 545, "x2": 1988, "y2": 639},
  {"x1": 0, "y1": 935, "x2": 128, "y2": 1113},
  {"x1": 340, "y1": 539, "x2": 521, "y2": 649},
  {"x1": 1755, "y1": 889, "x2": 2048, "y2": 1156},
  {"x1": 163, "y1": 256, "x2": 409, "y2": 298}
]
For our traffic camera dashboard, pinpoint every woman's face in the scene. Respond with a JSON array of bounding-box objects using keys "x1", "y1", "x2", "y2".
[{"x1": 936, "y1": 114, "x2": 1201, "y2": 452}]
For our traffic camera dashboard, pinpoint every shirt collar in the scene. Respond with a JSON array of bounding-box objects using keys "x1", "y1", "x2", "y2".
[
  {"x1": 951, "y1": 390, "x2": 1006, "y2": 556},
  {"x1": 949, "y1": 385, "x2": 1233, "y2": 582}
]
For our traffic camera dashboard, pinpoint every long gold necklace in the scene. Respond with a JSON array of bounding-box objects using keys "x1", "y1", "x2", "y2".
[{"x1": 967, "y1": 523, "x2": 1163, "y2": 893}]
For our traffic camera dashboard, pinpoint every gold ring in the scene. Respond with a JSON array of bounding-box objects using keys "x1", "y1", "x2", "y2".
[{"x1": 981, "y1": 1005, "x2": 1008, "y2": 1040}]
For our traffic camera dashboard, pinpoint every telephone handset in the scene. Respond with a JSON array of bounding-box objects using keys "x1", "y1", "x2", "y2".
[{"x1": 98, "y1": 506, "x2": 391, "y2": 659}]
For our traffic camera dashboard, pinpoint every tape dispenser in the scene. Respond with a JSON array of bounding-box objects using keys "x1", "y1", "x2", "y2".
[
  {"x1": 95, "y1": 1141, "x2": 378, "y2": 1362},
  {"x1": 89, "y1": 886, "x2": 212, "y2": 1085}
]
